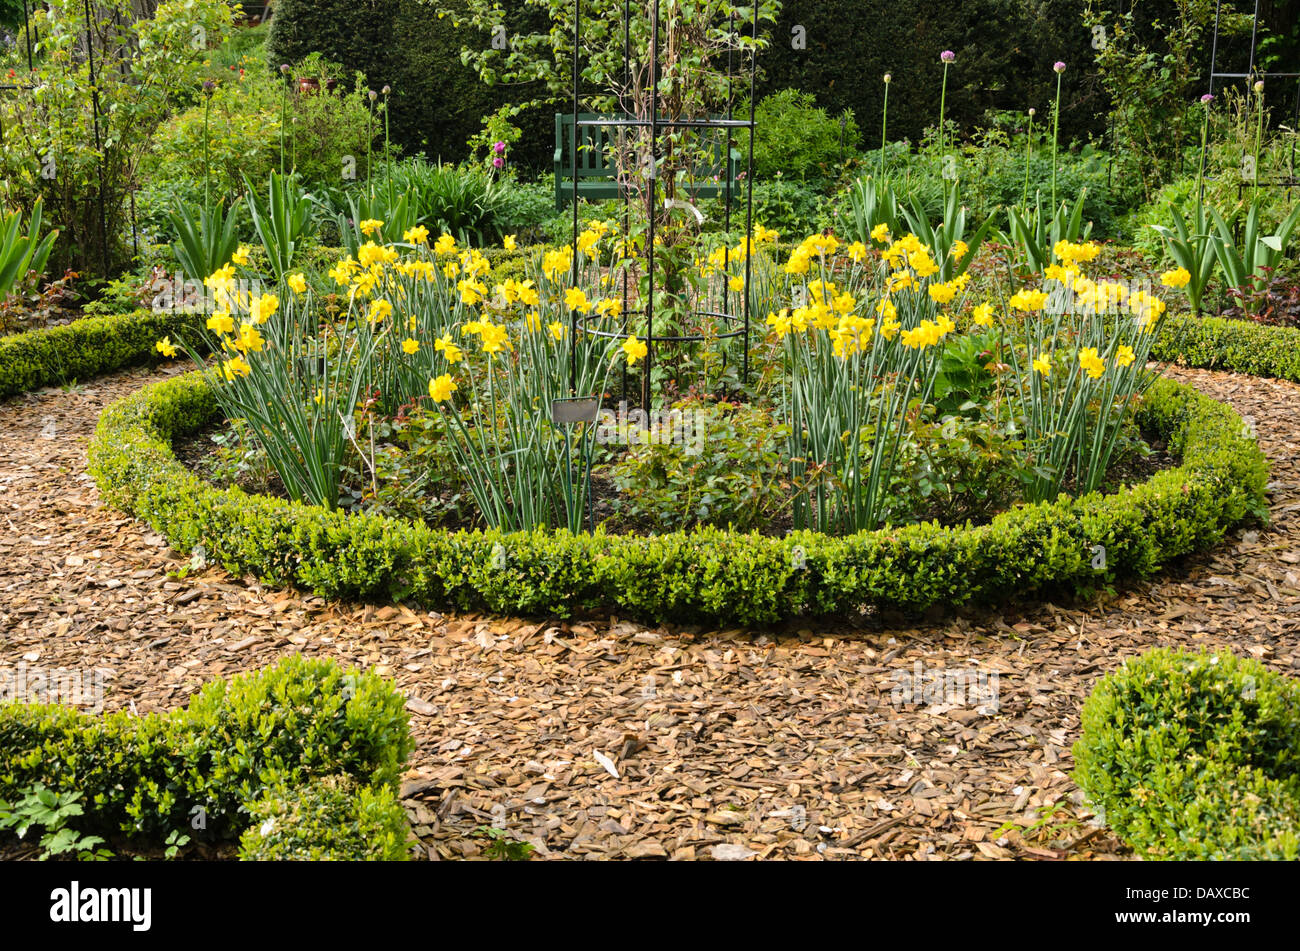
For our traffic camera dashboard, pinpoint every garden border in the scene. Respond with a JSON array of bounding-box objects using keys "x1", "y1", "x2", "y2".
[
  {"x1": 0, "y1": 308, "x2": 204, "y2": 400},
  {"x1": 1153, "y1": 313, "x2": 1300, "y2": 384},
  {"x1": 87, "y1": 367, "x2": 1268, "y2": 625}
]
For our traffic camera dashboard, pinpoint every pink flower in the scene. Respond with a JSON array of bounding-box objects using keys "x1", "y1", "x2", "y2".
[
  {"x1": 492, "y1": 156, "x2": 504, "y2": 168},
  {"x1": 493, "y1": 141, "x2": 506, "y2": 154},
  {"x1": 1053, "y1": 61, "x2": 1066, "y2": 73},
  {"x1": 1201, "y1": 93, "x2": 1215, "y2": 104},
  {"x1": 940, "y1": 50, "x2": 955, "y2": 63}
]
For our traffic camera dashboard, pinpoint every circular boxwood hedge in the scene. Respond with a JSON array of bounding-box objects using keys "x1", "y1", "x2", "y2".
[{"x1": 87, "y1": 367, "x2": 1268, "y2": 625}]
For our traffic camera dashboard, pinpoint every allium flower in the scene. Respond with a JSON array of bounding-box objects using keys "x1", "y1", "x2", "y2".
[
  {"x1": 1028, "y1": 107, "x2": 1036, "y2": 117},
  {"x1": 382, "y1": 85, "x2": 391, "y2": 95},
  {"x1": 202, "y1": 79, "x2": 216, "y2": 96},
  {"x1": 883, "y1": 73, "x2": 892, "y2": 83},
  {"x1": 1254, "y1": 80, "x2": 1265, "y2": 93},
  {"x1": 1201, "y1": 93, "x2": 1215, "y2": 104},
  {"x1": 368, "y1": 89, "x2": 378, "y2": 101},
  {"x1": 1053, "y1": 61, "x2": 1066, "y2": 73},
  {"x1": 940, "y1": 50, "x2": 955, "y2": 63},
  {"x1": 279, "y1": 64, "x2": 291, "y2": 74}
]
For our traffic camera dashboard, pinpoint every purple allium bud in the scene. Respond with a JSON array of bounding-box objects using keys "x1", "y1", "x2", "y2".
[
  {"x1": 369, "y1": 89, "x2": 378, "y2": 101},
  {"x1": 1254, "y1": 80, "x2": 1264, "y2": 93},
  {"x1": 883, "y1": 72, "x2": 891, "y2": 83},
  {"x1": 940, "y1": 50, "x2": 955, "y2": 64},
  {"x1": 1028, "y1": 107, "x2": 1036, "y2": 117},
  {"x1": 382, "y1": 85, "x2": 391, "y2": 95},
  {"x1": 1053, "y1": 61, "x2": 1066, "y2": 73},
  {"x1": 1201, "y1": 93, "x2": 1215, "y2": 104},
  {"x1": 202, "y1": 79, "x2": 216, "y2": 96},
  {"x1": 279, "y1": 64, "x2": 291, "y2": 74}
]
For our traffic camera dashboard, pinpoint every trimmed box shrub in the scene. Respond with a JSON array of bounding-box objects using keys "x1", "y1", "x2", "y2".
[
  {"x1": 0, "y1": 655, "x2": 415, "y2": 854},
  {"x1": 1074, "y1": 647, "x2": 1300, "y2": 860}
]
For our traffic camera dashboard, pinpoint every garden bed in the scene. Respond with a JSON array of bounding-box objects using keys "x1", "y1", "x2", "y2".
[{"x1": 89, "y1": 369, "x2": 1267, "y2": 626}]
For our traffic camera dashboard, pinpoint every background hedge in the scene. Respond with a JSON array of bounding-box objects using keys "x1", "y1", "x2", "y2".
[
  {"x1": 267, "y1": 0, "x2": 554, "y2": 169},
  {"x1": 88, "y1": 370, "x2": 1267, "y2": 625}
]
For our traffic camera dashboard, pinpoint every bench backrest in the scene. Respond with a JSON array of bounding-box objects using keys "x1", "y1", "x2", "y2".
[{"x1": 555, "y1": 113, "x2": 736, "y2": 181}]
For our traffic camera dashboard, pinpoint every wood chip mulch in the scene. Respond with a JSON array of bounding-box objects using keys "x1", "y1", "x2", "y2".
[{"x1": 2, "y1": 364, "x2": 1298, "y2": 861}]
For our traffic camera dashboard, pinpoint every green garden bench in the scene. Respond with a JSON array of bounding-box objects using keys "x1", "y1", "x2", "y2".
[{"x1": 553, "y1": 113, "x2": 744, "y2": 209}]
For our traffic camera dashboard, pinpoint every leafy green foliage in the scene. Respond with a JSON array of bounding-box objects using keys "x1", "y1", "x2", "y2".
[
  {"x1": 0, "y1": 199, "x2": 57, "y2": 302},
  {"x1": 238, "y1": 775, "x2": 412, "y2": 861},
  {"x1": 0, "y1": 0, "x2": 235, "y2": 275},
  {"x1": 605, "y1": 399, "x2": 796, "y2": 533},
  {"x1": 1074, "y1": 647, "x2": 1300, "y2": 860},
  {"x1": 169, "y1": 200, "x2": 243, "y2": 287},
  {"x1": 0, "y1": 783, "x2": 113, "y2": 861}
]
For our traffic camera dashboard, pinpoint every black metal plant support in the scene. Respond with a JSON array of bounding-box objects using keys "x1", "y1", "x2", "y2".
[
  {"x1": 566, "y1": 0, "x2": 758, "y2": 410},
  {"x1": 1206, "y1": 0, "x2": 1300, "y2": 200}
]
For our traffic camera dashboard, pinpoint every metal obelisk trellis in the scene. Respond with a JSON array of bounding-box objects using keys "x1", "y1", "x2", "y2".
[
  {"x1": 566, "y1": 0, "x2": 759, "y2": 410},
  {"x1": 1206, "y1": 0, "x2": 1300, "y2": 200}
]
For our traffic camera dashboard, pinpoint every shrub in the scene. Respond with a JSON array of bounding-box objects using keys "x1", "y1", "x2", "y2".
[
  {"x1": 238, "y1": 775, "x2": 412, "y2": 861},
  {"x1": 753, "y1": 89, "x2": 860, "y2": 185},
  {"x1": 0, "y1": 655, "x2": 415, "y2": 841},
  {"x1": 266, "y1": 0, "x2": 553, "y2": 169},
  {"x1": 1154, "y1": 312, "x2": 1300, "y2": 383},
  {"x1": 1073, "y1": 647, "x2": 1300, "y2": 860}
]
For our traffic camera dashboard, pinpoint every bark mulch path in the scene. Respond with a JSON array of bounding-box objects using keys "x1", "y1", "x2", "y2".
[{"x1": 2, "y1": 364, "x2": 1298, "y2": 861}]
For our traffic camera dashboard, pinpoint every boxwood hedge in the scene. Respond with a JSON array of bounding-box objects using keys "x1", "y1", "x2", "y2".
[
  {"x1": 1154, "y1": 312, "x2": 1300, "y2": 384},
  {"x1": 0, "y1": 308, "x2": 205, "y2": 400},
  {"x1": 0, "y1": 655, "x2": 414, "y2": 861},
  {"x1": 87, "y1": 368, "x2": 1268, "y2": 625},
  {"x1": 1074, "y1": 647, "x2": 1300, "y2": 860}
]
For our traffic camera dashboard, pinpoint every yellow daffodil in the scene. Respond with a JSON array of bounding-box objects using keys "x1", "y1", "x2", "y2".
[
  {"x1": 1116, "y1": 344, "x2": 1136, "y2": 368},
  {"x1": 206, "y1": 311, "x2": 235, "y2": 335},
  {"x1": 287, "y1": 273, "x2": 307, "y2": 295},
  {"x1": 402, "y1": 338, "x2": 420, "y2": 355},
  {"x1": 622, "y1": 336, "x2": 648, "y2": 366},
  {"x1": 231, "y1": 245, "x2": 250, "y2": 267},
  {"x1": 155, "y1": 337, "x2": 177, "y2": 358},
  {"x1": 1032, "y1": 354, "x2": 1051, "y2": 377},
  {"x1": 429, "y1": 374, "x2": 458, "y2": 402},
  {"x1": 368, "y1": 298, "x2": 393, "y2": 323},
  {"x1": 1078, "y1": 347, "x2": 1105, "y2": 379},
  {"x1": 360, "y1": 218, "x2": 384, "y2": 236},
  {"x1": 434, "y1": 335, "x2": 463, "y2": 363},
  {"x1": 403, "y1": 225, "x2": 430, "y2": 245},
  {"x1": 221, "y1": 356, "x2": 251, "y2": 380},
  {"x1": 564, "y1": 287, "x2": 591, "y2": 313},
  {"x1": 1160, "y1": 267, "x2": 1191, "y2": 289},
  {"x1": 503, "y1": 234, "x2": 517, "y2": 251},
  {"x1": 971, "y1": 302, "x2": 994, "y2": 327}
]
